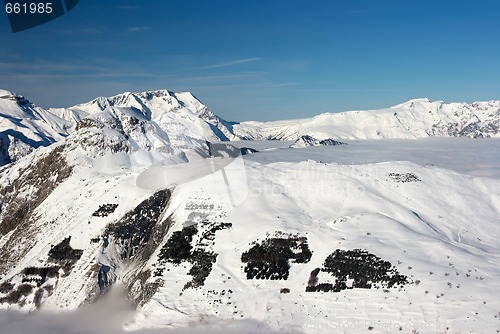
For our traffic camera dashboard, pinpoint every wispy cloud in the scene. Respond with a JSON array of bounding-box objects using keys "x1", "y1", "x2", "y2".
[
  {"x1": 168, "y1": 71, "x2": 267, "y2": 84},
  {"x1": 127, "y1": 26, "x2": 151, "y2": 33},
  {"x1": 202, "y1": 57, "x2": 262, "y2": 69},
  {"x1": 0, "y1": 58, "x2": 155, "y2": 81},
  {"x1": 59, "y1": 28, "x2": 104, "y2": 35}
]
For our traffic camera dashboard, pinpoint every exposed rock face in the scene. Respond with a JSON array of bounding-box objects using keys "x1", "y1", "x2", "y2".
[
  {"x1": 0, "y1": 145, "x2": 73, "y2": 277},
  {"x1": 107, "y1": 189, "x2": 171, "y2": 262},
  {"x1": 289, "y1": 135, "x2": 346, "y2": 148},
  {"x1": 239, "y1": 147, "x2": 258, "y2": 155},
  {"x1": 0, "y1": 88, "x2": 242, "y2": 166},
  {"x1": 0, "y1": 145, "x2": 72, "y2": 236},
  {"x1": 102, "y1": 190, "x2": 172, "y2": 305}
]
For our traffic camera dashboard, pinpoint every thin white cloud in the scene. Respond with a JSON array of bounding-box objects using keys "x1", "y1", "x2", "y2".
[
  {"x1": 57, "y1": 28, "x2": 104, "y2": 35},
  {"x1": 202, "y1": 58, "x2": 262, "y2": 69},
  {"x1": 127, "y1": 26, "x2": 151, "y2": 33}
]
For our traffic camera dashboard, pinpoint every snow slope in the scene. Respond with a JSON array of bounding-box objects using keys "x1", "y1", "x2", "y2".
[
  {"x1": 0, "y1": 90, "x2": 70, "y2": 165},
  {"x1": 0, "y1": 135, "x2": 499, "y2": 333},
  {"x1": 234, "y1": 98, "x2": 500, "y2": 140},
  {"x1": 126, "y1": 140, "x2": 500, "y2": 333}
]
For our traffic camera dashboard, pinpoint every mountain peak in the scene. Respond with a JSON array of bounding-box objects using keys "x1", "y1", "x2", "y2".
[
  {"x1": 0, "y1": 89, "x2": 16, "y2": 97},
  {"x1": 391, "y1": 98, "x2": 432, "y2": 108},
  {"x1": 0, "y1": 89, "x2": 31, "y2": 105}
]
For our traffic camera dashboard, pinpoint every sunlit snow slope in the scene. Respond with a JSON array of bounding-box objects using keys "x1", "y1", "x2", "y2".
[
  {"x1": 0, "y1": 90, "x2": 70, "y2": 165},
  {"x1": 234, "y1": 98, "x2": 500, "y2": 140},
  {"x1": 0, "y1": 136, "x2": 499, "y2": 334}
]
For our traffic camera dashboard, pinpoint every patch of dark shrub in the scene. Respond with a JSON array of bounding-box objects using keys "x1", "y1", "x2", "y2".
[
  {"x1": 33, "y1": 288, "x2": 44, "y2": 308},
  {"x1": 22, "y1": 266, "x2": 59, "y2": 286},
  {"x1": 48, "y1": 237, "x2": 83, "y2": 275},
  {"x1": 0, "y1": 289, "x2": 22, "y2": 304},
  {"x1": 241, "y1": 234, "x2": 312, "y2": 280},
  {"x1": 199, "y1": 222, "x2": 232, "y2": 242},
  {"x1": 184, "y1": 249, "x2": 218, "y2": 290},
  {"x1": 0, "y1": 283, "x2": 33, "y2": 305},
  {"x1": 306, "y1": 249, "x2": 410, "y2": 293},
  {"x1": 158, "y1": 225, "x2": 197, "y2": 264},
  {"x1": 307, "y1": 268, "x2": 320, "y2": 288},
  {"x1": 0, "y1": 281, "x2": 14, "y2": 294},
  {"x1": 388, "y1": 173, "x2": 421, "y2": 183},
  {"x1": 90, "y1": 237, "x2": 101, "y2": 243},
  {"x1": 156, "y1": 221, "x2": 231, "y2": 289},
  {"x1": 92, "y1": 204, "x2": 118, "y2": 217}
]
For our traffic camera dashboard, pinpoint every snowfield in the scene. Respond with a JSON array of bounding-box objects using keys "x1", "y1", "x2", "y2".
[
  {"x1": 125, "y1": 139, "x2": 500, "y2": 333},
  {"x1": 1, "y1": 139, "x2": 498, "y2": 334},
  {"x1": 0, "y1": 90, "x2": 499, "y2": 334}
]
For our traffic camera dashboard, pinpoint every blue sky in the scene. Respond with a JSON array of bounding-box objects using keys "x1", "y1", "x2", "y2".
[{"x1": 1, "y1": 0, "x2": 499, "y2": 121}]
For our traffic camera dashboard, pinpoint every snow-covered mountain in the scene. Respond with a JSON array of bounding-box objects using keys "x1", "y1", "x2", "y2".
[
  {"x1": 0, "y1": 89, "x2": 240, "y2": 167},
  {"x1": 234, "y1": 98, "x2": 500, "y2": 140},
  {"x1": 1, "y1": 90, "x2": 499, "y2": 333},
  {"x1": 0, "y1": 90, "x2": 71, "y2": 165},
  {"x1": 50, "y1": 90, "x2": 239, "y2": 145}
]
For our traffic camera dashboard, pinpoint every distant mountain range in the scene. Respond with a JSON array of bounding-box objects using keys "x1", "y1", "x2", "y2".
[
  {"x1": 1, "y1": 89, "x2": 498, "y2": 166},
  {"x1": 233, "y1": 98, "x2": 500, "y2": 140}
]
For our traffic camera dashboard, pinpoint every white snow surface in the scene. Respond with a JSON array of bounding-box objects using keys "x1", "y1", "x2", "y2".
[
  {"x1": 1, "y1": 137, "x2": 499, "y2": 334},
  {"x1": 125, "y1": 139, "x2": 500, "y2": 333},
  {"x1": 234, "y1": 98, "x2": 500, "y2": 140}
]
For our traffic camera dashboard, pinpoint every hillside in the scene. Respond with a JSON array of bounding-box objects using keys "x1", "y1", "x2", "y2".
[{"x1": 0, "y1": 90, "x2": 499, "y2": 333}]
